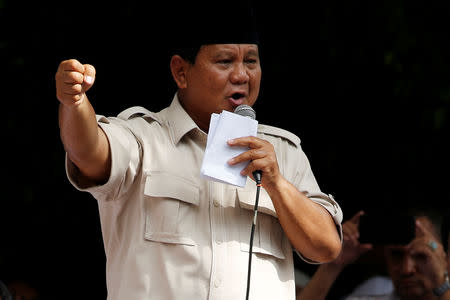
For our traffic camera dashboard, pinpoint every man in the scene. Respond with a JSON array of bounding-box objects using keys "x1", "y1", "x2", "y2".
[
  {"x1": 299, "y1": 211, "x2": 449, "y2": 300},
  {"x1": 55, "y1": 4, "x2": 342, "y2": 299},
  {"x1": 382, "y1": 219, "x2": 449, "y2": 300}
]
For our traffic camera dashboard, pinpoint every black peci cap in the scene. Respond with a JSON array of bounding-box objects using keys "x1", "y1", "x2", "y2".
[{"x1": 168, "y1": 0, "x2": 259, "y2": 56}]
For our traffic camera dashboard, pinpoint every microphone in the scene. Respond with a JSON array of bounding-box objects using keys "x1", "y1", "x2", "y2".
[{"x1": 233, "y1": 105, "x2": 262, "y2": 184}]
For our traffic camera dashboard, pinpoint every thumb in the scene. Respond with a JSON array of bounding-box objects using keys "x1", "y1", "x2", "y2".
[
  {"x1": 82, "y1": 64, "x2": 96, "y2": 92},
  {"x1": 350, "y1": 210, "x2": 365, "y2": 226},
  {"x1": 415, "y1": 219, "x2": 428, "y2": 238}
]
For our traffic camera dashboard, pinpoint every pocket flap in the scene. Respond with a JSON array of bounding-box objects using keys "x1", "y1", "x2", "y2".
[
  {"x1": 237, "y1": 188, "x2": 277, "y2": 218},
  {"x1": 144, "y1": 172, "x2": 199, "y2": 206}
]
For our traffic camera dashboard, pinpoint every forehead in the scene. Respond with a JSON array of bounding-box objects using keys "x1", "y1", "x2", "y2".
[
  {"x1": 200, "y1": 44, "x2": 259, "y2": 56},
  {"x1": 384, "y1": 244, "x2": 409, "y2": 258},
  {"x1": 385, "y1": 245, "x2": 408, "y2": 252}
]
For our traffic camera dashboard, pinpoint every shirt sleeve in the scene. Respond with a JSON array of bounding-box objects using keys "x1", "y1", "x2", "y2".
[
  {"x1": 292, "y1": 146, "x2": 343, "y2": 264},
  {"x1": 65, "y1": 115, "x2": 142, "y2": 202}
]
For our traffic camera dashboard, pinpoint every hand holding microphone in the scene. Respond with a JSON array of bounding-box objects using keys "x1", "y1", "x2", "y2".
[{"x1": 228, "y1": 105, "x2": 281, "y2": 188}]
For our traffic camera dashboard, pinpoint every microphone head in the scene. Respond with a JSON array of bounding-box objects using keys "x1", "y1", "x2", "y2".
[{"x1": 234, "y1": 105, "x2": 256, "y2": 120}]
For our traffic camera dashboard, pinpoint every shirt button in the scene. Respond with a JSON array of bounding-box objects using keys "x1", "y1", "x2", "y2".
[
  {"x1": 214, "y1": 278, "x2": 222, "y2": 288},
  {"x1": 213, "y1": 199, "x2": 219, "y2": 207}
]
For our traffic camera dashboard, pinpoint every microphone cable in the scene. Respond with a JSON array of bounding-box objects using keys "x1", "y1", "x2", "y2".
[
  {"x1": 232, "y1": 104, "x2": 261, "y2": 300},
  {"x1": 245, "y1": 170, "x2": 262, "y2": 300}
]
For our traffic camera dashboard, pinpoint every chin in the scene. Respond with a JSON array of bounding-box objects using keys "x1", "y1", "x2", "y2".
[{"x1": 397, "y1": 286, "x2": 427, "y2": 299}]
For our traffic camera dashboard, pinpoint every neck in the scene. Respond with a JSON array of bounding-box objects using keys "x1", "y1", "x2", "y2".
[{"x1": 177, "y1": 91, "x2": 210, "y2": 133}]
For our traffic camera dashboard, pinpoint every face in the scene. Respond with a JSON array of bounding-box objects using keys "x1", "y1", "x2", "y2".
[
  {"x1": 384, "y1": 244, "x2": 429, "y2": 298},
  {"x1": 175, "y1": 44, "x2": 261, "y2": 131},
  {"x1": 384, "y1": 216, "x2": 445, "y2": 299}
]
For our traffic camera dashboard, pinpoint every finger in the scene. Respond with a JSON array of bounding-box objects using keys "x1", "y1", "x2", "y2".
[
  {"x1": 347, "y1": 228, "x2": 360, "y2": 246},
  {"x1": 82, "y1": 64, "x2": 96, "y2": 92},
  {"x1": 62, "y1": 82, "x2": 83, "y2": 95},
  {"x1": 228, "y1": 136, "x2": 264, "y2": 149},
  {"x1": 415, "y1": 219, "x2": 430, "y2": 238},
  {"x1": 229, "y1": 149, "x2": 266, "y2": 167},
  {"x1": 60, "y1": 59, "x2": 84, "y2": 72},
  {"x1": 343, "y1": 222, "x2": 359, "y2": 239},
  {"x1": 350, "y1": 210, "x2": 365, "y2": 225},
  {"x1": 240, "y1": 157, "x2": 265, "y2": 178},
  {"x1": 63, "y1": 71, "x2": 84, "y2": 84}
]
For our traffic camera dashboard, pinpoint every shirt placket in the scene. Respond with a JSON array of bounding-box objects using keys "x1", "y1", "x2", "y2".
[{"x1": 208, "y1": 181, "x2": 226, "y2": 299}]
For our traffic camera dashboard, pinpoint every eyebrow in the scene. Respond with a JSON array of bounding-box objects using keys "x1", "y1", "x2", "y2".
[{"x1": 246, "y1": 49, "x2": 259, "y2": 57}]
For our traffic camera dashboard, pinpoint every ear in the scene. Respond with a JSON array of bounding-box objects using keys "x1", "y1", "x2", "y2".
[{"x1": 170, "y1": 55, "x2": 189, "y2": 89}]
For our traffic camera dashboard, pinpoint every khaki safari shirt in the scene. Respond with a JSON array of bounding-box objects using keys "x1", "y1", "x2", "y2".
[{"x1": 66, "y1": 94, "x2": 343, "y2": 300}]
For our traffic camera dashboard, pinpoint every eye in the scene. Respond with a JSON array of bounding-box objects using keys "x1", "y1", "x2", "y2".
[
  {"x1": 387, "y1": 248, "x2": 405, "y2": 260},
  {"x1": 412, "y1": 251, "x2": 428, "y2": 263},
  {"x1": 217, "y1": 59, "x2": 232, "y2": 65}
]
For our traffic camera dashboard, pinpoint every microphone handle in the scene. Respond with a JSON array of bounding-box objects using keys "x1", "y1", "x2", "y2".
[{"x1": 252, "y1": 170, "x2": 262, "y2": 185}]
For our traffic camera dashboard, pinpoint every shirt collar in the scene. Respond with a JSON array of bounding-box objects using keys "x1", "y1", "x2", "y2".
[{"x1": 167, "y1": 93, "x2": 201, "y2": 145}]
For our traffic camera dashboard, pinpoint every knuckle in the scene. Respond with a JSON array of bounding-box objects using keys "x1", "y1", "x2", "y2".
[
  {"x1": 70, "y1": 84, "x2": 83, "y2": 94},
  {"x1": 66, "y1": 58, "x2": 79, "y2": 66},
  {"x1": 54, "y1": 71, "x2": 61, "y2": 82},
  {"x1": 70, "y1": 94, "x2": 81, "y2": 102},
  {"x1": 83, "y1": 64, "x2": 96, "y2": 76},
  {"x1": 62, "y1": 59, "x2": 82, "y2": 71},
  {"x1": 269, "y1": 155, "x2": 277, "y2": 164},
  {"x1": 68, "y1": 71, "x2": 84, "y2": 83},
  {"x1": 250, "y1": 149, "x2": 260, "y2": 160}
]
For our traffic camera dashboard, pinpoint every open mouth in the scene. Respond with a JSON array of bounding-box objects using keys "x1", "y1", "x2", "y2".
[
  {"x1": 231, "y1": 92, "x2": 245, "y2": 100},
  {"x1": 227, "y1": 92, "x2": 247, "y2": 107}
]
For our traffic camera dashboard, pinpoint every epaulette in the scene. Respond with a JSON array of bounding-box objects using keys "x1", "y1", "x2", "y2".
[
  {"x1": 117, "y1": 106, "x2": 162, "y2": 124},
  {"x1": 258, "y1": 124, "x2": 301, "y2": 147}
]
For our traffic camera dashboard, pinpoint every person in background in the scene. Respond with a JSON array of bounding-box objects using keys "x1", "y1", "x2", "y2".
[
  {"x1": 298, "y1": 211, "x2": 373, "y2": 299},
  {"x1": 0, "y1": 279, "x2": 39, "y2": 300},
  {"x1": 299, "y1": 210, "x2": 449, "y2": 300}
]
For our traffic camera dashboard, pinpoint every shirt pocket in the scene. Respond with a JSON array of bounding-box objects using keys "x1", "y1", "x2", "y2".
[
  {"x1": 237, "y1": 188, "x2": 286, "y2": 260},
  {"x1": 143, "y1": 172, "x2": 199, "y2": 246}
]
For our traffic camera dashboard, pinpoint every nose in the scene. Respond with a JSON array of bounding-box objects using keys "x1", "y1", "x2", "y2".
[
  {"x1": 230, "y1": 63, "x2": 249, "y2": 85},
  {"x1": 400, "y1": 255, "x2": 416, "y2": 275}
]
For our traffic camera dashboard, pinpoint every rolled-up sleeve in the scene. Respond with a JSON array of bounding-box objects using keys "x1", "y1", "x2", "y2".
[
  {"x1": 293, "y1": 147, "x2": 343, "y2": 263},
  {"x1": 65, "y1": 115, "x2": 141, "y2": 202}
]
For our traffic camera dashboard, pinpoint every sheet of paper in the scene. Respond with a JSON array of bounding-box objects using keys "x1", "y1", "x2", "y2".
[{"x1": 201, "y1": 110, "x2": 258, "y2": 187}]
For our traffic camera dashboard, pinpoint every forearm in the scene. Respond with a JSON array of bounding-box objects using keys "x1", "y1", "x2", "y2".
[
  {"x1": 226, "y1": 136, "x2": 341, "y2": 261},
  {"x1": 298, "y1": 263, "x2": 343, "y2": 300},
  {"x1": 265, "y1": 177, "x2": 341, "y2": 263},
  {"x1": 58, "y1": 96, "x2": 110, "y2": 182}
]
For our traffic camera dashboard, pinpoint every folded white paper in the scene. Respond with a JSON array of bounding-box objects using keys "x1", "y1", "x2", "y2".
[{"x1": 201, "y1": 110, "x2": 258, "y2": 187}]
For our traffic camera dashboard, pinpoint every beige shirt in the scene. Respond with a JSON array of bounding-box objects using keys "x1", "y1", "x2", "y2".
[{"x1": 66, "y1": 95, "x2": 343, "y2": 300}]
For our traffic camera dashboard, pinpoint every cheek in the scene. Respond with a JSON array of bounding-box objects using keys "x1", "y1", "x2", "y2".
[
  {"x1": 208, "y1": 72, "x2": 229, "y2": 91},
  {"x1": 249, "y1": 72, "x2": 261, "y2": 100}
]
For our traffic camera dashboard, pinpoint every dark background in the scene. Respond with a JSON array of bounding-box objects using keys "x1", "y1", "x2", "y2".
[{"x1": 1, "y1": 0, "x2": 449, "y2": 298}]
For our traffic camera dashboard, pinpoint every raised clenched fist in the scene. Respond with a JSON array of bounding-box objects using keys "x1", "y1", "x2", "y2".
[{"x1": 55, "y1": 59, "x2": 96, "y2": 107}]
